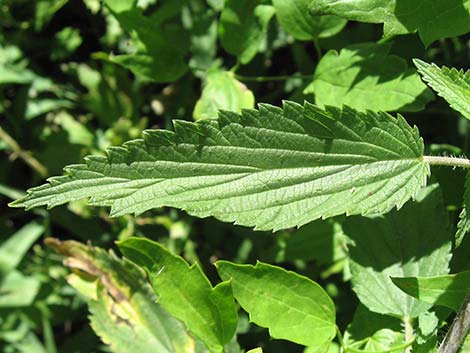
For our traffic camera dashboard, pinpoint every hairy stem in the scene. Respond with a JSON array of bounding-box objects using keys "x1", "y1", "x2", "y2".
[
  {"x1": 438, "y1": 294, "x2": 470, "y2": 353},
  {"x1": 403, "y1": 317, "x2": 414, "y2": 353},
  {"x1": 0, "y1": 126, "x2": 48, "y2": 177},
  {"x1": 423, "y1": 155, "x2": 470, "y2": 169}
]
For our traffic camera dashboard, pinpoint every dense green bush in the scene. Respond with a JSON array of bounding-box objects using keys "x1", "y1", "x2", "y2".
[{"x1": 1, "y1": 1, "x2": 469, "y2": 353}]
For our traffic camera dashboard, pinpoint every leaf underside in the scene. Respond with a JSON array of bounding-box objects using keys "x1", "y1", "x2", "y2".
[{"x1": 11, "y1": 101, "x2": 429, "y2": 231}]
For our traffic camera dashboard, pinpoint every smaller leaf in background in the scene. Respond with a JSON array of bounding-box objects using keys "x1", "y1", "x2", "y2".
[
  {"x1": 34, "y1": 0, "x2": 69, "y2": 31},
  {"x1": 276, "y1": 219, "x2": 347, "y2": 265},
  {"x1": 247, "y1": 349, "x2": 263, "y2": 353},
  {"x1": 119, "y1": 237, "x2": 238, "y2": 353},
  {"x1": 45, "y1": 238, "x2": 197, "y2": 353},
  {"x1": 412, "y1": 311, "x2": 438, "y2": 353},
  {"x1": 0, "y1": 222, "x2": 44, "y2": 274},
  {"x1": 309, "y1": 0, "x2": 470, "y2": 47},
  {"x1": 391, "y1": 271, "x2": 470, "y2": 312},
  {"x1": 50, "y1": 27, "x2": 82, "y2": 61},
  {"x1": 193, "y1": 70, "x2": 255, "y2": 120},
  {"x1": 0, "y1": 271, "x2": 41, "y2": 308},
  {"x1": 343, "y1": 305, "x2": 409, "y2": 352},
  {"x1": 103, "y1": 0, "x2": 188, "y2": 82},
  {"x1": 216, "y1": 261, "x2": 336, "y2": 348},
  {"x1": 344, "y1": 185, "x2": 452, "y2": 318},
  {"x1": 414, "y1": 59, "x2": 470, "y2": 121},
  {"x1": 306, "y1": 42, "x2": 433, "y2": 112},
  {"x1": 272, "y1": 0, "x2": 346, "y2": 41},
  {"x1": 219, "y1": 0, "x2": 275, "y2": 64},
  {"x1": 0, "y1": 45, "x2": 37, "y2": 85}
]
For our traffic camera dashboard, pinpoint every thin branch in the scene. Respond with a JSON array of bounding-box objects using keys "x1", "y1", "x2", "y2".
[
  {"x1": 0, "y1": 126, "x2": 48, "y2": 177},
  {"x1": 233, "y1": 73, "x2": 312, "y2": 82},
  {"x1": 438, "y1": 294, "x2": 470, "y2": 353}
]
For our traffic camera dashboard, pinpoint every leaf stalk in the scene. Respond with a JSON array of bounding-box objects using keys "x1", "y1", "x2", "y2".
[{"x1": 423, "y1": 155, "x2": 470, "y2": 168}]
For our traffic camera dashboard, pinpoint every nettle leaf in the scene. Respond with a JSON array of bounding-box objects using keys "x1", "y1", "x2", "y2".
[
  {"x1": 193, "y1": 70, "x2": 255, "y2": 120},
  {"x1": 309, "y1": 0, "x2": 470, "y2": 47},
  {"x1": 392, "y1": 271, "x2": 470, "y2": 312},
  {"x1": 104, "y1": 0, "x2": 188, "y2": 82},
  {"x1": 344, "y1": 185, "x2": 452, "y2": 318},
  {"x1": 11, "y1": 101, "x2": 430, "y2": 232},
  {"x1": 219, "y1": 0, "x2": 275, "y2": 64},
  {"x1": 272, "y1": 0, "x2": 346, "y2": 41},
  {"x1": 216, "y1": 261, "x2": 336, "y2": 348},
  {"x1": 456, "y1": 171, "x2": 470, "y2": 247},
  {"x1": 45, "y1": 238, "x2": 197, "y2": 353},
  {"x1": 118, "y1": 237, "x2": 238, "y2": 353},
  {"x1": 306, "y1": 43, "x2": 433, "y2": 112},
  {"x1": 414, "y1": 59, "x2": 470, "y2": 121}
]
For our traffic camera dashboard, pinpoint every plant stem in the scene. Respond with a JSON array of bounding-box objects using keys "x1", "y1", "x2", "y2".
[
  {"x1": 403, "y1": 317, "x2": 414, "y2": 353},
  {"x1": 336, "y1": 325, "x2": 346, "y2": 352},
  {"x1": 234, "y1": 73, "x2": 312, "y2": 82},
  {"x1": 438, "y1": 294, "x2": 470, "y2": 353},
  {"x1": 313, "y1": 38, "x2": 322, "y2": 59},
  {"x1": 423, "y1": 155, "x2": 470, "y2": 169},
  {"x1": 0, "y1": 126, "x2": 48, "y2": 177}
]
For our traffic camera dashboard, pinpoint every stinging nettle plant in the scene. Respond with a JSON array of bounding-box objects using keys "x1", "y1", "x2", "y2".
[{"x1": 6, "y1": 1, "x2": 470, "y2": 353}]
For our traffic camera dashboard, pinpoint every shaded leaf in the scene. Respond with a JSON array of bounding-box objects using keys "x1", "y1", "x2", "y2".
[
  {"x1": 306, "y1": 43, "x2": 433, "y2": 112},
  {"x1": 0, "y1": 271, "x2": 41, "y2": 308},
  {"x1": 216, "y1": 261, "x2": 336, "y2": 347},
  {"x1": 392, "y1": 271, "x2": 470, "y2": 312},
  {"x1": 309, "y1": 0, "x2": 470, "y2": 47},
  {"x1": 272, "y1": 0, "x2": 346, "y2": 40},
  {"x1": 219, "y1": 1, "x2": 275, "y2": 64},
  {"x1": 345, "y1": 185, "x2": 452, "y2": 317},
  {"x1": 118, "y1": 237, "x2": 237, "y2": 353},
  {"x1": 11, "y1": 101, "x2": 429, "y2": 232}
]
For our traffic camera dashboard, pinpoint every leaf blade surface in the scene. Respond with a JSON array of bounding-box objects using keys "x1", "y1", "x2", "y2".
[{"x1": 11, "y1": 102, "x2": 429, "y2": 231}]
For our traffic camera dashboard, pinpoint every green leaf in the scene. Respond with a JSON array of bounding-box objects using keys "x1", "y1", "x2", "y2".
[
  {"x1": 247, "y1": 349, "x2": 263, "y2": 353},
  {"x1": 309, "y1": 0, "x2": 470, "y2": 47},
  {"x1": 11, "y1": 101, "x2": 430, "y2": 231},
  {"x1": 0, "y1": 222, "x2": 44, "y2": 274},
  {"x1": 45, "y1": 238, "x2": 197, "y2": 353},
  {"x1": 118, "y1": 237, "x2": 238, "y2": 353},
  {"x1": 0, "y1": 271, "x2": 41, "y2": 307},
  {"x1": 103, "y1": 0, "x2": 188, "y2": 82},
  {"x1": 193, "y1": 70, "x2": 255, "y2": 120},
  {"x1": 216, "y1": 261, "x2": 336, "y2": 347},
  {"x1": 306, "y1": 43, "x2": 433, "y2": 112},
  {"x1": 344, "y1": 185, "x2": 452, "y2": 318},
  {"x1": 219, "y1": 1, "x2": 275, "y2": 64},
  {"x1": 272, "y1": 0, "x2": 346, "y2": 40},
  {"x1": 391, "y1": 271, "x2": 470, "y2": 312},
  {"x1": 414, "y1": 59, "x2": 470, "y2": 121}
]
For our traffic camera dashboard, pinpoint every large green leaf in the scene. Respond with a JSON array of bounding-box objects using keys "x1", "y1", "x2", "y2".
[
  {"x1": 272, "y1": 0, "x2": 346, "y2": 41},
  {"x1": 11, "y1": 101, "x2": 430, "y2": 231},
  {"x1": 344, "y1": 185, "x2": 452, "y2": 318},
  {"x1": 45, "y1": 238, "x2": 198, "y2": 353},
  {"x1": 219, "y1": 0, "x2": 275, "y2": 64},
  {"x1": 306, "y1": 43, "x2": 433, "y2": 112},
  {"x1": 414, "y1": 59, "x2": 470, "y2": 121},
  {"x1": 309, "y1": 0, "x2": 470, "y2": 47},
  {"x1": 392, "y1": 271, "x2": 470, "y2": 312},
  {"x1": 216, "y1": 261, "x2": 336, "y2": 347},
  {"x1": 118, "y1": 237, "x2": 238, "y2": 353},
  {"x1": 193, "y1": 70, "x2": 255, "y2": 120}
]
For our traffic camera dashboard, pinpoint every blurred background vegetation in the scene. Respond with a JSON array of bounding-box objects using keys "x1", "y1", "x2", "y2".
[{"x1": 1, "y1": 1, "x2": 470, "y2": 352}]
